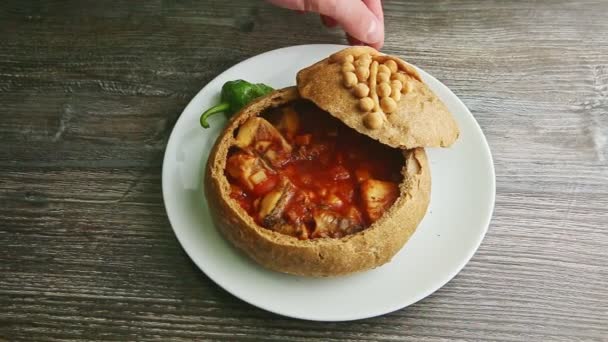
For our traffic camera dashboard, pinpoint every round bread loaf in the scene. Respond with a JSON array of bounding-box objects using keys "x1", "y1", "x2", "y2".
[{"x1": 205, "y1": 87, "x2": 431, "y2": 277}]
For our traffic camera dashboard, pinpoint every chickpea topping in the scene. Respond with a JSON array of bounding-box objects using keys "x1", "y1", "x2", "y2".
[
  {"x1": 384, "y1": 59, "x2": 398, "y2": 74},
  {"x1": 364, "y1": 111, "x2": 384, "y2": 129},
  {"x1": 344, "y1": 72, "x2": 358, "y2": 88},
  {"x1": 343, "y1": 56, "x2": 406, "y2": 119},
  {"x1": 377, "y1": 72, "x2": 390, "y2": 83},
  {"x1": 377, "y1": 82, "x2": 392, "y2": 98},
  {"x1": 354, "y1": 83, "x2": 370, "y2": 98},
  {"x1": 342, "y1": 62, "x2": 355, "y2": 73},
  {"x1": 359, "y1": 97, "x2": 374, "y2": 112},
  {"x1": 355, "y1": 66, "x2": 370, "y2": 81},
  {"x1": 369, "y1": 61, "x2": 380, "y2": 112},
  {"x1": 391, "y1": 90, "x2": 402, "y2": 102},
  {"x1": 380, "y1": 96, "x2": 397, "y2": 113}
]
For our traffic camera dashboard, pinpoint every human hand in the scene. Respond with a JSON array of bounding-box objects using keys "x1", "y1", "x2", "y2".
[{"x1": 266, "y1": 0, "x2": 384, "y2": 49}]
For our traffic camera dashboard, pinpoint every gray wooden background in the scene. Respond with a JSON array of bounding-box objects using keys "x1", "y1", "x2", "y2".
[{"x1": 1, "y1": 0, "x2": 607, "y2": 341}]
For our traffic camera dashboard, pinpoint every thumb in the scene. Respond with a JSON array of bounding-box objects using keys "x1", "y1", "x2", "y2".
[{"x1": 267, "y1": 0, "x2": 384, "y2": 46}]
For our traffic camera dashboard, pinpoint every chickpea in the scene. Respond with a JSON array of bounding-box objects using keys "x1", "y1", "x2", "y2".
[
  {"x1": 384, "y1": 59, "x2": 398, "y2": 74},
  {"x1": 364, "y1": 111, "x2": 384, "y2": 129},
  {"x1": 355, "y1": 60, "x2": 368, "y2": 68},
  {"x1": 380, "y1": 96, "x2": 397, "y2": 113},
  {"x1": 359, "y1": 53, "x2": 372, "y2": 62},
  {"x1": 344, "y1": 72, "x2": 358, "y2": 88},
  {"x1": 342, "y1": 62, "x2": 355, "y2": 73},
  {"x1": 377, "y1": 82, "x2": 392, "y2": 98},
  {"x1": 359, "y1": 97, "x2": 374, "y2": 112},
  {"x1": 354, "y1": 83, "x2": 370, "y2": 98},
  {"x1": 378, "y1": 64, "x2": 391, "y2": 75},
  {"x1": 391, "y1": 79, "x2": 403, "y2": 91},
  {"x1": 392, "y1": 73, "x2": 407, "y2": 84},
  {"x1": 391, "y1": 90, "x2": 402, "y2": 102},
  {"x1": 355, "y1": 55, "x2": 371, "y2": 68},
  {"x1": 355, "y1": 66, "x2": 370, "y2": 81},
  {"x1": 377, "y1": 72, "x2": 390, "y2": 83}
]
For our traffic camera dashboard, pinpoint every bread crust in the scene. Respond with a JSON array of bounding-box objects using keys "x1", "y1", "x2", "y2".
[
  {"x1": 297, "y1": 47, "x2": 459, "y2": 149},
  {"x1": 205, "y1": 87, "x2": 431, "y2": 277}
]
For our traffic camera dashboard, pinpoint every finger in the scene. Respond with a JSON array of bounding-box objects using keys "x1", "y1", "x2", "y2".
[
  {"x1": 267, "y1": 0, "x2": 383, "y2": 46},
  {"x1": 362, "y1": 0, "x2": 384, "y2": 49},
  {"x1": 363, "y1": 0, "x2": 384, "y2": 21},
  {"x1": 321, "y1": 15, "x2": 338, "y2": 28}
]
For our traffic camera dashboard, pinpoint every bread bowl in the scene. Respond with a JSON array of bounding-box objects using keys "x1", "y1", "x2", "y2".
[{"x1": 205, "y1": 47, "x2": 458, "y2": 277}]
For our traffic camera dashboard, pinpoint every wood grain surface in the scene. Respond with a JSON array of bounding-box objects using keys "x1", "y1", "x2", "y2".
[{"x1": 1, "y1": 0, "x2": 607, "y2": 341}]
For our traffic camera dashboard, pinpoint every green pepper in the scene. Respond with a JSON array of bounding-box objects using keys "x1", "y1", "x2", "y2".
[{"x1": 200, "y1": 80, "x2": 274, "y2": 128}]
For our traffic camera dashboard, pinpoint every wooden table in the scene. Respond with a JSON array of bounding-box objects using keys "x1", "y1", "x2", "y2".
[{"x1": 1, "y1": 0, "x2": 607, "y2": 340}]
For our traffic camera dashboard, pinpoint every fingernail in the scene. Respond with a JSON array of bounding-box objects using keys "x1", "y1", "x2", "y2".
[{"x1": 365, "y1": 18, "x2": 382, "y2": 44}]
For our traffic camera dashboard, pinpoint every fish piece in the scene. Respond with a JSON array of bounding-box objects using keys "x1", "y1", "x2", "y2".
[
  {"x1": 272, "y1": 222, "x2": 309, "y2": 240},
  {"x1": 312, "y1": 209, "x2": 363, "y2": 239},
  {"x1": 235, "y1": 117, "x2": 293, "y2": 168}
]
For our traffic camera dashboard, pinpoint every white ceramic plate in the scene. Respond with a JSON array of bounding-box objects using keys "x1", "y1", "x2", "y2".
[{"x1": 162, "y1": 44, "x2": 495, "y2": 321}]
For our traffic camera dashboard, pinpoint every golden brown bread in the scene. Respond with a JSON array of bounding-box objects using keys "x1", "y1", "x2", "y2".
[
  {"x1": 297, "y1": 46, "x2": 459, "y2": 149},
  {"x1": 205, "y1": 87, "x2": 431, "y2": 277}
]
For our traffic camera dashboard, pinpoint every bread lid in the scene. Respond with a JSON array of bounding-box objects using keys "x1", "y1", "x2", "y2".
[{"x1": 296, "y1": 47, "x2": 459, "y2": 149}]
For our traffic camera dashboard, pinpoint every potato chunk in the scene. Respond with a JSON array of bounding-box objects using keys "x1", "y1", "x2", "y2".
[
  {"x1": 235, "y1": 117, "x2": 293, "y2": 167},
  {"x1": 235, "y1": 117, "x2": 292, "y2": 153},
  {"x1": 360, "y1": 179, "x2": 399, "y2": 222},
  {"x1": 226, "y1": 153, "x2": 269, "y2": 192}
]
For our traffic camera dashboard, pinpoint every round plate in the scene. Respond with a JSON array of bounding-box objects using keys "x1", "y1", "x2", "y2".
[{"x1": 162, "y1": 44, "x2": 495, "y2": 321}]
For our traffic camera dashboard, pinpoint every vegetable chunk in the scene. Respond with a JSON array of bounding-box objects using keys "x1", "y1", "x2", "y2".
[{"x1": 360, "y1": 179, "x2": 399, "y2": 222}]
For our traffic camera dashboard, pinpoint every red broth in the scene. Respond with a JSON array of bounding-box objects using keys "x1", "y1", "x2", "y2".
[{"x1": 226, "y1": 101, "x2": 404, "y2": 239}]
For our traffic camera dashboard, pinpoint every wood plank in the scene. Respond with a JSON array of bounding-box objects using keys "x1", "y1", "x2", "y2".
[{"x1": 0, "y1": 0, "x2": 606, "y2": 340}]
